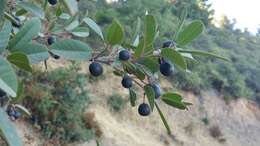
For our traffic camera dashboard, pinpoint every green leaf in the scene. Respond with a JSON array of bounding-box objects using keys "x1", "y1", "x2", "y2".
[
  {"x1": 14, "y1": 104, "x2": 31, "y2": 117},
  {"x1": 161, "y1": 93, "x2": 187, "y2": 110},
  {"x1": 177, "y1": 20, "x2": 204, "y2": 46},
  {"x1": 0, "y1": 0, "x2": 6, "y2": 19},
  {"x1": 161, "y1": 48, "x2": 187, "y2": 70},
  {"x1": 7, "y1": 52, "x2": 32, "y2": 72},
  {"x1": 137, "y1": 57, "x2": 159, "y2": 73},
  {"x1": 155, "y1": 102, "x2": 171, "y2": 135},
  {"x1": 83, "y1": 17, "x2": 104, "y2": 40},
  {"x1": 162, "y1": 93, "x2": 182, "y2": 101},
  {"x1": 51, "y1": 39, "x2": 92, "y2": 61},
  {"x1": 9, "y1": 18, "x2": 41, "y2": 50},
  {"x1": 134, "y1": 36, "x2": 144, "y2": 58},
  {"x1": 0, "y1": 57, "x2": 18, "y2": 97},
  {"x1": 0, "y1": 108, "x2": 23, "y2": 146},
  {"x1": 144, "y1": 15, "x2": 157, "y2": 52},
  {"x1": 61, "y1": 0, "x2": 78, "y2": 15},
  {"x1": 106, "y1": 19, "x2": 124, "y2": 45},
  {"x1": 0, "y1": 21, "x2": 12, "y2": 54},
  {"x1": 174, "y1": 7, "x2": 187, "y2": 40},
  {"x1": 131, "y1": 17, "x2": 141, "y2": 42},
  {"x1": 144, "y1": 85, "x2": 155, "y2": 111},
  {"x1": 12, "y1": 43, "x2": 49, "y2": 64},
  {"x1": 134, "y1": 65, "x2": 146, "y2": 80},
  {"x1": 71, "y1": 27, "x2": 89, "y2": 37},
  {"x1": 13, "y1": 82, "x2": 24, "y2": 101},
  {"x1": 178, "y1": 50, "x2": 230, "y2": 62},
  {"x1": 129, "y1": 89, "x2": 137, "y2": 107},
  {"x1": 56, "y1": 6, "x2": 62, "y2": 17},
  {"x1": 113, "y1": 70, "x2": 123, "y2": 77},
  {"x1": 15, "y1": 9, "x2": 27, "y2": 16},
  {"x1": 17, "y1": 1, "x2": 44, "y2": 19},
  {"x1": 123, "y1": 62, "x2": 136, "y2": 74}
]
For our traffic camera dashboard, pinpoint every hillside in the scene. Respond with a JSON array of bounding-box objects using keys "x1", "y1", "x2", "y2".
[{"x1": 11, "y1": 66, "x2": 260, "y2": 146}]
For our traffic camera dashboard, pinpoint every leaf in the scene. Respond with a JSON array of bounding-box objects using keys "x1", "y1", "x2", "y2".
[
  {"x1": 144, "y1": 15, "x2": 157, "y2": 52},
  {"x1": 134, "y1": 36, "x2": 144, "y2": 58},
  {"x1": 0, "y1": 21, "x2": 12, "y2": 54},
  {"x1": 161, "y1": 93, "x2": 187, "y2": 110},
  {"x1": 155, "y1": 102, "x2": 171, "y2": 135},
  {"x1": 0, "y1": 0, "x2": 6, "y2": 19},
  {"x1": 129, "y1": 89, "x2": 137, "y2": 107},
  {"x1": 113, "y1": 70, "x2": 124, "y2": 76},
  {"x1": 17, "y1": 1, "x2": 44, "y2": 19},
  {"x1": 137, "y1": 57, "x2": 159, "y2": 73},
  {"x1": 51, "y1": 39, "x2": 92, "y2": 61},
  {"x1": 65, "y1": 20, "x2": 79, "y2": 31},
  {"x1": 131, "y1": 17, "x2": 141, "y2": 42},
  {"x1": 7, "y1": 52, "x2": 32, "y2": 72},
  {"x1": 71, "y1": 27, "x2": 89, "y2": 37},
  {"x1": 177, "y1": 20, "x2": 204, "y2": 46},
  {"x1": 123, "y1": 62, "x2": 136, "y2": 74},
  {"x1": 134, "y1": 65, "x2": 146, "y2": 80},
  {"x1": 14, "y1": 104, "x2": 31, "y2": 117},
  {"x1": 0, "y1": 57, "x2": 18, "y2": 97},
  {"x1": 61, "y1": 0, "x2": 78, "y2": 15},
  {"x1": 0, "y1": 108, "x2": 23, "y2": 146},
  {"x1": 106, "y1": 19, "x2": 124, "y2": 45},
  {"x1": 15, "y1": 9, "x2": 27, "y2": 16},
  {"x1": 9, "y1": 18, "x2": 41, "y2": 50},
  {"x1": 56, "y1": 6, "x2": 62, "y2": 17},
  {"x1": 12, "y1": 43, "x2": 49, "y2": 64},
  {"x1": 178, "y1": 50, "x2": 230, "y2": 62},
  {"x1": 144, "y1": 85, "x2": 155, "y2": 111},
  {"x1": 161, "y1": 48, "x2": 187, "y2": 70},
  {"x1": 162, "y1": 93, "x2": 182, "y2": 101},
  {"x1": 13, "y1": 82, "x2": 24, "y2": 101},
  {"x1": 174, "y1": 7, "x2": 187, "y2": 40},
  {"x1": 83, "y1": 17, "x2": 104, "y2": 40}
]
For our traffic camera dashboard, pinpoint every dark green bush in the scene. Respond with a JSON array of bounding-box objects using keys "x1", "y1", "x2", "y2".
[{"x1": 22, "y1": 66, "x2": 95, "y2": 143}]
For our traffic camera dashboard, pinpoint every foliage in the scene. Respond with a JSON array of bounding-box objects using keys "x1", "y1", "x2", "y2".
[
  {"x1": 107, "y1": 94, "x2": 125, "y2": 112},
  {"x1": 21, "y1": 66, "x2": 94, "y2": 143}
]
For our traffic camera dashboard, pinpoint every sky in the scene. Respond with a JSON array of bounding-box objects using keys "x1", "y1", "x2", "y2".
[{"x1": 209, "y1": 0, "x2": 260, "y2": 33}]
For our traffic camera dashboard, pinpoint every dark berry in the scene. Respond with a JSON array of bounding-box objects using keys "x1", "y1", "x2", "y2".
[
  {"x1": 138, "y1": 103, "x2": 150, "y2": 116},
  {"x1": 48, "y1": 0, "x2": 57, "y2": 5},
  {"x1": 162, "y1": 40, "x2": 176, "y2": 48},
  {"x1": 14, "y1": 111, "x2": 21, "y2": 119},
  {"x1": 47, "y1": 36, "x2": 56, "y2": 45},
  {"x1": 0, "y1": 89, "x2": 6, "y2": 97},
  {"x1": 160, "y1": 61, "x2": 173, "y2": 76},
  {"x1": 7, "y1": 109, "x2": 15, "y2": 117},
  {"x1": 119, "y1": 49, "x2": 131, "y2": 61},
  {"x1": 121, "y1": 76, "x2": 132, "y2": 88},
  {"x1": 12, "y1": 16, "x2": 22, "y2": 28},
  {"x1": 89, "y1": 62, "x2": 103, "y2": 76},
  {"x1": 151, "y1": 84, "x2": 161, "y2": 99}
]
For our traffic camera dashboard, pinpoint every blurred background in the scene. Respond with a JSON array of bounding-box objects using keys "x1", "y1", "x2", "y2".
[{"x1": 2, "y1": 0, "x2": 260, "y2": 146}]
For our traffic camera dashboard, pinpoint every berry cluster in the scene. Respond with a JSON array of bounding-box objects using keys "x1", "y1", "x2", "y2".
[{"x1": 86, "y1": 42, "x2": 176, "y2": 117}]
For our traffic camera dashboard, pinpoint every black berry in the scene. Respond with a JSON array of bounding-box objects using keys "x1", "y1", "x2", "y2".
[
  {"x1": 138, "y1": 103, "x2": 150, "y2": 116},
  {"x1": 14, "y1": 111, "x2": 21, "y2": 119},
  {"x1": 89, "y1": 62, "x2": 103, "y2": 76},
  {"x1": 121, "y1": 76, "x2": 132, "y2": 88},
  {"x1": 119, "y1": 49, "x2": 131, "y2": 61},
  {"x1": 47, "y1": 36, "x2": 56, "y2": 45},
  {"x1": 151, "y1": 84, "x2": 161, "y2": 99},
  {"x1": 7, "y1": 108, "x2": 15, "y2": 117},
  {"x1": 160, "y1": 61, "x2": 173, "y2": 76},
  {"x1": 48, "y1": 0, "x2": 57, "y2": 5},
  {"x1": 162, "y1": 40, "x2": 176, "y2": 48}
]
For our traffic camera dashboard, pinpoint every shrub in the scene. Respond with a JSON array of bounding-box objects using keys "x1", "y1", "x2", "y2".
[
  {"x1": 107, "y1": 94, "x2": 125, "y2": 112},
  {"x1": 21, "y1": 66, "x2": 95, "y2": 143}
]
